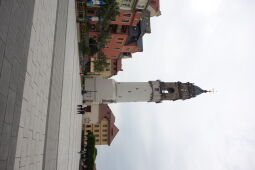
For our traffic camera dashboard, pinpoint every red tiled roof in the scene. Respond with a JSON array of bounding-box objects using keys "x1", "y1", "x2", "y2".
[
  {"x1": 150, "y1": 0, "x2": 160, "y2": 12},
  {"x1": 99, "y1": 104, "x2": 119, "y2": 145}
]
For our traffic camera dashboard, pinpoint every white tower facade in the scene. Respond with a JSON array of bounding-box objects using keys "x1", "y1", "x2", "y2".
[
  {"x1": 116, "y1": 82, "x2": 152, "y2": 102},
  {"x1": 83, "y1": 77, "x2": 207, "y2": 104}
]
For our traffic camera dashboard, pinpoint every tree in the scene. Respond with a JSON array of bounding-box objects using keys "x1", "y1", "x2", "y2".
[
  {"x1": 96, "y1": 0, "x2": 120, "y2": 48},
  {"x1": 94, "y1": 52, "x2": 109, "y2": 72},
  {"x1": 82, "y1": 132, "x2": 97, "y2": 170}
]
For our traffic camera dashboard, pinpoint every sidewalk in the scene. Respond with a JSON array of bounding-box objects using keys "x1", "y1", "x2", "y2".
[{"x1": 0, "y1": 0, "x2": 82, "y2": 169}]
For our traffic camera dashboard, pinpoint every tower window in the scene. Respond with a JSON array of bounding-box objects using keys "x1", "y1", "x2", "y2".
[
  {"x1": 162, "y1": 90, "x2": 168, "y2": 94},
  {"x1": 167, "y1": 88, "x2": 175, "y2": 93},
  {"x1": 162, "y1": 88, "x2": 175, "y2": 94}
]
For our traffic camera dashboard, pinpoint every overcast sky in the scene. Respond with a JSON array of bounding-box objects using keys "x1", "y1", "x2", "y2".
[{"x1": 96, "y1": 0, "x2": 255, "y2": 170}]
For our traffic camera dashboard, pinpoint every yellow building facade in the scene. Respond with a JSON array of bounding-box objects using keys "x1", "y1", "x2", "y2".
[
  {"x1": 83, "y1": 104, "x2": 119, "y2": 146},
  {"x1": 89, "y1": 58, "x2": 122, "y2": 78}
]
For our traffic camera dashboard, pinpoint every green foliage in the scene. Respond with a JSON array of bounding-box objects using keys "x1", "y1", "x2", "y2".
[
  {"x1": 83, "y1": 132, "x2": 97, "y2": 170},
  {"x1": 79, "y1": 38, "x2": 99, "y2": 56},
  {"x1": 79, "y1": 40, "x2": 90, "y2": 56},
  {"x1": 96, "y1": 0, "x2": 119, "y2": 48},
  {"x1": 93, "y1": 52, "x2": 109, "y2": 72}
]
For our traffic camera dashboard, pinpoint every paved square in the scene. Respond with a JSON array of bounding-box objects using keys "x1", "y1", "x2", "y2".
[{"x1": 0, "y1": 0, "x2": 83, "y2": 169}]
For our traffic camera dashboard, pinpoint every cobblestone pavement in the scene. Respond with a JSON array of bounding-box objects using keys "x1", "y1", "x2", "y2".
[{"x1": 0, "y1": 0, "x2": 82, "y2": 169}]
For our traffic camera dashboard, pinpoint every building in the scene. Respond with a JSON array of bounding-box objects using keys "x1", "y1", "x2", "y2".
[
  {"x1": 83, "y1": 77, "x2": 208, "y2": 104},
  {"x1": 87, "y1": 9, "x2": 149, "y2": 59},
  {"x1": 82, "y1": 104, "x2": 100, "y2": 125},
  {"x1": 84, "y1": 104, "x2": 119, "y2": 145},
  {"x1": 95, "y1": 19, "x2": 150, "y2": 59},
  {"x1": 116, "y1": 0, "x2": 150, "y2": 10},
  {"x1": 147, "y1": 0, "x2": 161, "y2": 17},
  {"x1": 86, "y1": 7, "x2": 142, "y2": 26},
  {"x1": 89, "y1": 58, "x2": 122, "y2": 78}
]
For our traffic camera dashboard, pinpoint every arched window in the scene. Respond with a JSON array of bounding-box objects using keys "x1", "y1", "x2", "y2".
[
  {"x1": 162, "y1": 88, "x2": 175, "y2": 94},
  {"x1": 167, "y1": 88, "x2": 175, "y2": 93}
]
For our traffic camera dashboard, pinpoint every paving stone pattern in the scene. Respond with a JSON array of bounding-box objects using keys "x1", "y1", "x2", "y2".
[
  {"x1": 12, "y1": 0, "x2": 59, "y2": 169},
  {"x1": 0, "y1": 0, "x2": 36, "y2": 169},
  {"x1": 42, "y1": 0, "x2": 72, "y2": 169},
  {"x1": 0, "y1": 0, "x2": 83, "y2": 169},
  {"x1": 56, "y1": 1, "x2": 82, "y2": 169}
]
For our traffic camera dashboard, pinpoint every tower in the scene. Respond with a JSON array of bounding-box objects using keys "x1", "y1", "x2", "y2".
[{"x1": 83, "y1": 77, "x2": 208, "y2": 104}]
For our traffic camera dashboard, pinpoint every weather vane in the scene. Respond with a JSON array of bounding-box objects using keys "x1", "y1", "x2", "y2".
[{"x1": 207, "y1": 88, "x2": 217, "y2": 93}]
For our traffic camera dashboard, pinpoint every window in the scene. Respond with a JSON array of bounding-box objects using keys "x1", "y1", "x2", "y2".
[
  {"x1": 123, "y1": 13, "x2": 131, "y2": 17},
  {"x1": 167, "y1": 88, "x2": 175, "y2": 93},
  {"x1": 154, "y1": 88, "x2": 159, "y2": 91},
  {"x1": 122, "y1": 19, "x2": 130, "y2": 23},
  {"x1": 116, "y1": 42, "x2": 122, "y2": 44},
  {"x1": 122, "y1": 3, "x2": 130, "y2": 7},
  {"x1": 103, "y1": 134, "x2": 108, "y2": 137},
  {"x1": 114, "y1": 48, "x2": 120, "y2": 50},
  {"x1": 137, "y1": 4, "x2": 145, "y2": 9},
  {"x1": 94, "y1": 130, "x2": 99, "y2": 132},
  {"x1": 102, "y1": 129, "x2": 108, "y2": 132},
  {"x1": 96, "y1": 139, "x2": 99, "y2": 142},
  {"x1": 162, "y1": 88, "x2": 175, "y2": 94},
  {"x1": 103, "y1": 124, "x2": 108, "y2": 127},
  {"x1": 94, "y1": 124, "x2": 99, "y2": 128},
  {"x1": 86, "y1": 125, "x2": 91, "y2": 128},
  {"x1": 162, "y1": 90, "x2": 168, "y2": 94},
  {"x1": 106, "y1": 68, "x2": 110, "y2": 71},
  {"x1": 117, "y1": 38, "x2": 124, "y2": 40},
  {"x1": 103, "y1": 139, "x2": 107, "y2": 142}
]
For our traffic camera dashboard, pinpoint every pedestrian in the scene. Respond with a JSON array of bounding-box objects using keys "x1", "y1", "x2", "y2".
[{"x1": 77, "y1": 110, "x2": 85, "y2": 114}]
